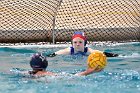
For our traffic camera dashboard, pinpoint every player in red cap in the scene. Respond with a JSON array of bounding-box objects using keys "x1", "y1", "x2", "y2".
[{"x1": 47, "y1": 31, "x2": 118, "y2": 57}]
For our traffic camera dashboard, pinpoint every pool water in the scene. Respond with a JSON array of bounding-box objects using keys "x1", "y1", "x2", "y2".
[{"x1": 0, "y1": 42, "x2": 140, "y2": 93}]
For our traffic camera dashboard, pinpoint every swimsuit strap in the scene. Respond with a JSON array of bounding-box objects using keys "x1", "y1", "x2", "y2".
[
  {"x1": 70, "y1": 47, "x2": 88, "y2": 55},
  {"x1": 84, "y1": 47, "x2": 88, "y2": 53},
  {"x1": 70, "y1": 47, "x2": 74, "y2": 55}
]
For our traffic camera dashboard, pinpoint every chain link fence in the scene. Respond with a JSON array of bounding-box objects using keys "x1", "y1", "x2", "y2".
[{"x1": 0, "y1": 0, "x2": 140, "y2": 43}]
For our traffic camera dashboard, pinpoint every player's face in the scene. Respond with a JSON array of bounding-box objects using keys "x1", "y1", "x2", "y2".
[{"x1": 72, "y1": 37, "x2": 85, "y2": 51}]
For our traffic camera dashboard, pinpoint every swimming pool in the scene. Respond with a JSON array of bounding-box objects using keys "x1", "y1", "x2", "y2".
[{"x1": 0, "y1": 42, "x2": 140, "y2": 93}]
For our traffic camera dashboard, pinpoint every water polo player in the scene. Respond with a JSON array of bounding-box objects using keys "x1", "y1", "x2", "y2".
[
  {"x1": 29, "y1": 53, "x2": 56, "y2": 76},
  {"x1": 47, "y1": 31, "x2": 118, "y2": 57}
]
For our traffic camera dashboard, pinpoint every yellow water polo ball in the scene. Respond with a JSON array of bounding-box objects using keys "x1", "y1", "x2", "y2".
[{"x1": 87, "y1": 50, "x2": 107, "y2": 71}]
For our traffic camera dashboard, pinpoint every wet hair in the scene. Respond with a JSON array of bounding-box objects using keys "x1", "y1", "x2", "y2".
[{"x1": 30, "y1": 53, "x2": 48, "y2": 71}]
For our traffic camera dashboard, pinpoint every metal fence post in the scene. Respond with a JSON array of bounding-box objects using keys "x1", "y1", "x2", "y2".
[{"x1": 52, "y1": 0, "x2": 63, "y2": 44}]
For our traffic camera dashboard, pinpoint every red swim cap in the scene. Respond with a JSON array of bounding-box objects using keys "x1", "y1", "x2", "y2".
[{"x1": 72, "y1": 32, "x2": 86, "y2": 40}]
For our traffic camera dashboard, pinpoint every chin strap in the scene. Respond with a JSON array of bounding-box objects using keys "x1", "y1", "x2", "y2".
[{"x1": 103, "y1": 52, "x2": 118, "y2": 57}]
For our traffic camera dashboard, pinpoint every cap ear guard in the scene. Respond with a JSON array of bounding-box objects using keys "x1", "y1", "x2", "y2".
[{"x1": 84, "y1": 40, "x2": 87, "y2": 46}]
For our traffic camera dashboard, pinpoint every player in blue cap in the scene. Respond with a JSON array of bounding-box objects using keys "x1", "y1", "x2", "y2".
[{"x1": 29, "y1": 53, "x2": 56, "y2": 76}]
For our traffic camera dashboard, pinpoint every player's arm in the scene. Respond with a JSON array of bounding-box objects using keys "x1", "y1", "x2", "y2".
[
  {"x1": 55, "y1": 47, "x2": 70, "y2": 55},
  {"x1": 88, "y1": 47, "x2": 118, "y2": 57},
  {"x1": 46, "y1": 48, "x2": 70, "y2": 57},
  {"x1": 103, "y1": 52, "x2": 118, "y2": 57},
  {"x1": 75, "y1": 66, "x2": 98, "y2": 76}
]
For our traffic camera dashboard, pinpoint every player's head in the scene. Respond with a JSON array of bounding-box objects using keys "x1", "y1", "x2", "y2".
[
  {"x1": 30, "y1": 53, "x2": 48, "y2": 71},
  {"x1": 72, "y1": 32, "x2": 87, "y2": 51},
  {"x1": 72, "y1": 32, "x2": 87, "y2": 46}
]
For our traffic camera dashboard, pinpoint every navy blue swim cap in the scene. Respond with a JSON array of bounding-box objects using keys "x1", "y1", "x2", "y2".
[
  {"x1": 30, "y1": 53, "x2": 48, "y2": 70},
  {"x1": 73, "y1": 32, "x2": 84, "y2": 36}
]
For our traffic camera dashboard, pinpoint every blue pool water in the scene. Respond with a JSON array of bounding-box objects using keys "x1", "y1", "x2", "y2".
[{"x1": 0, "y1": 42, "x2": 140, "y2": 93}]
